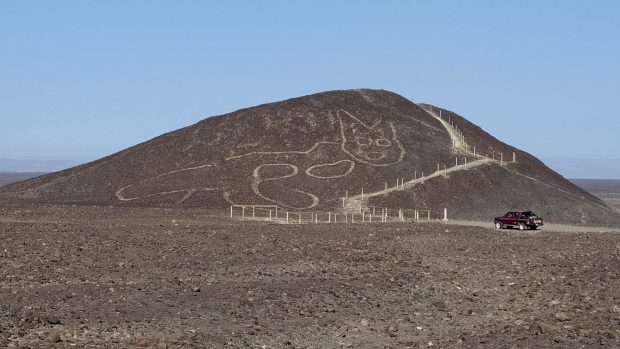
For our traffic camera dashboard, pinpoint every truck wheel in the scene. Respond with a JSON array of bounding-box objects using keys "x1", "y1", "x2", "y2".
[
  {"x1": 518, "y1": 223, "x2": 526, "y2": 231},
  {"x1": 495, "y1": 222, "x2": 502, "y2": 229}
]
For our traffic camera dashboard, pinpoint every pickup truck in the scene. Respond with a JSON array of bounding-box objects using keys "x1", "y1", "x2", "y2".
[{"x1": 494, "y1": 211, "x2": 543, "y2": 230}]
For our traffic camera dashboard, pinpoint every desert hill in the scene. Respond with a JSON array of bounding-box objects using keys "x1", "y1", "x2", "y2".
[{"x1": 1, "y1": 89, "x2": 618, "y2": 225}]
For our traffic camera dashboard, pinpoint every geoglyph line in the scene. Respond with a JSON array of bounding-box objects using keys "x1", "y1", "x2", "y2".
[
  {"x1": 224, "y1": 142, "x2": 340, "y2": 161},
  {"x1": 115, "y1": 109, "x2": 407, "y2": 207}
]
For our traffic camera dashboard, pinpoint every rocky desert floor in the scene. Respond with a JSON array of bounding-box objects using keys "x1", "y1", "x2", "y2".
[{"x1": 1, "y1": 204, "x2": 619, "y2": 348}]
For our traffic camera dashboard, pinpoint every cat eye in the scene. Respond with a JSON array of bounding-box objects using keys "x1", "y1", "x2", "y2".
[{"x1": 375, "y1": 139, "x2": 391, "y2": 147}]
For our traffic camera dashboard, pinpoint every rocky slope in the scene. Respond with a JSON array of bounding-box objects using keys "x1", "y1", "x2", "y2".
[{"x1": 1, "y1": 89, "x2": 618, "y2": 225}]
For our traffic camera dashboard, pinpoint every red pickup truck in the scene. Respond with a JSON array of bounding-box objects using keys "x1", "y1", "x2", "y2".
[{"x1": 494, "y1": 211, "x2": 543, "y2": 230}]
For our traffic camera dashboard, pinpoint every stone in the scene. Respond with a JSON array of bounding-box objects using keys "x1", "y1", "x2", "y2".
[
  {"x1": 135, "y1": 338, "x2": 151, "y2": 347},
  {"x1": 360, "y1": 318, "x2": 369, "y2": 327},
  {"x1": 47, "y1": 316, "x2": 61, "y2": 325},
  {"x1": 555, "y1": 312, "x2": 572, "y2": 322},
  {"x1": 61, "y1": 331, "x2": 75, "y2": 342},
  {"x1": 605, "y1": 330, "x2": 619, "y2": 340},
  {"x1": 45, "y1": 332, "x2": 61, "y2": 343},
  {"x1": 387, "y1": 322, "x2": 398, "y2": 332},
  {"x1": 386, "y1": 322, "x2": 399, "y2": 336},
  {"x1": 577, "y1": 329, "x2": 592, "y2": 337},
  {"x1": 134, "y1": 333, "x2": 151, "y2": 348},
  {"x1": 432, "y1": 301, "x2": 447, "y2": 310},
  {"x1": 191, "y1": 286, "x2": 200, "y2": 292},
  {"x1": 537, "y1": 323, "x2": 556, "y2": 335}
]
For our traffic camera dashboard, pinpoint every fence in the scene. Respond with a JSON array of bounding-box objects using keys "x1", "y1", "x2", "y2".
[{"x1": 230, "y1": 205, "x2": 439, "y2": 224}]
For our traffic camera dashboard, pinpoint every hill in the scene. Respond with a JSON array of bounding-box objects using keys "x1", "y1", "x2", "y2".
[{"x1": 1, "y1": 89, "x2": 618, "y2": 225}]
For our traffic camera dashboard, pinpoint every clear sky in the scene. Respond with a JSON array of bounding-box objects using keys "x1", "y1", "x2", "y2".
[{"x1": 1, "y1": 1, "x2": 619, "y2": 176}]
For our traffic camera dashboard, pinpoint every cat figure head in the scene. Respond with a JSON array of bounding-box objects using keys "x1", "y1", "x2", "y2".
[{"x1": 337, "y1": 110, "x2": 405, "y2": 166}]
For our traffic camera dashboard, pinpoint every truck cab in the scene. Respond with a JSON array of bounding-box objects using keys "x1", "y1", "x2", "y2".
[{"x1": 494, "y1": 211, "x2": 543, "y2": 230}]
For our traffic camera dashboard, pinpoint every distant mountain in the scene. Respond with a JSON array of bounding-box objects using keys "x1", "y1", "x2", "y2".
[
  {"x1": 543, "y1": 157, "x2": 620, "y2": 180},
  {"x1": 571, "y1": 179, "x2": 620, "y2": 214},
  {"x1": 0, "y1": 158, "x2": 81, "y2": 172},
  {"x1": 0, "y1": 172, "x2": 47, "y2": 187},
  {"x1": 570, "y1": 179, "x2": 620, "y2": 195},
  {"x1": 1, "y1": 89, "x2": 618, "y2": 225}
]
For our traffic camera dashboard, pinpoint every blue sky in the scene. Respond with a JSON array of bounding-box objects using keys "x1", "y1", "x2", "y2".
[{"x1": 1, "y1": 1, "x2": 619, "y2": 177}]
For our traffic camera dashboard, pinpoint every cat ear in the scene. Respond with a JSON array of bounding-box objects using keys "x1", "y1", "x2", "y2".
[{"x1": 337, "y1": 110, "x2": 375, "y2": 134}]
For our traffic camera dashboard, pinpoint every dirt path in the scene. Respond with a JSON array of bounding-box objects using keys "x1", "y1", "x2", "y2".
[
  {"x1": 421, "y1": 106, "x2": 469, "y2": 153},
  {"x1": 344, "y1": 158, "x2": 494, "y2": 211},
  {"x1": 442, "y1": 219, "x2": 620, "y2": 233}
]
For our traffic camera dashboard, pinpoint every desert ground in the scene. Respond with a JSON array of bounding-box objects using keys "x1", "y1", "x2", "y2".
[{"x1": 1, "y1": 203, "x2": 619, "y2": 348}]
